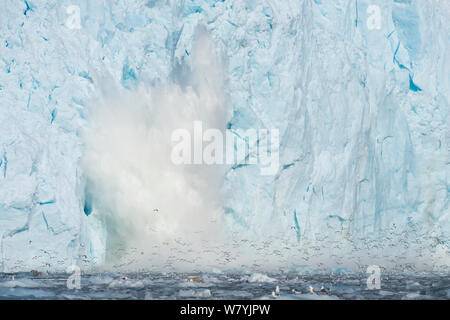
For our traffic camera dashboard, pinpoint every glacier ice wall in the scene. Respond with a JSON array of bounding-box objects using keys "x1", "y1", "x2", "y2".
[
  {"x1": 221, "y1": 0, "x2": 450, "y2": 271},
  {"x1": 0, "y1": 0, "x2": 448, "y2": 272}
]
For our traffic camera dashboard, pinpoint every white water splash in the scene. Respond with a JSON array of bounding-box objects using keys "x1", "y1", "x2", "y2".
[{"x1": 82, "y1": 29, "x2": 230, "y2": 270}]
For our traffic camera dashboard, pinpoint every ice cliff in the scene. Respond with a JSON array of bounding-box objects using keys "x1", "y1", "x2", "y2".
[{"x1": 0, "y1": 0, "x2": 448, "y2": 272}]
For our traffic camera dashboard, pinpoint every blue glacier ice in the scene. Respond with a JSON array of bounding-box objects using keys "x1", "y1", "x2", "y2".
[{"x1": 0, "y1": 0, "x2": 448, "y2": 273}]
